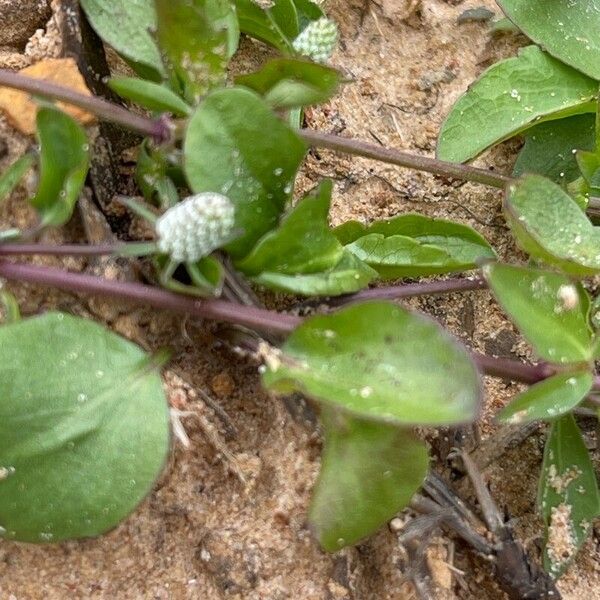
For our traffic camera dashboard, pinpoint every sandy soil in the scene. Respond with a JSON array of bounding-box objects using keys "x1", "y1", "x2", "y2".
[{"x1": 0, "y1": 1, "x2": 599, "y2": 598}]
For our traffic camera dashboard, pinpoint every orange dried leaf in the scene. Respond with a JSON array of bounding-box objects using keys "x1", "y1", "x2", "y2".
[{"x1": 0, "y1": 58, "x2": 96, "y2": 134}]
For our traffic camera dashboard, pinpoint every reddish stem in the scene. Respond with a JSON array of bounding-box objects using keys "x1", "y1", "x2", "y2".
[
  {"x1": 0, "y1": 243, "x2": 120, "y2": 256},
  {"x1": 0, "y1": 260, "x2": 590, "y2": 391},
  {"x1": 0, "y1": 69, "x2": 170, "y2": 143},
  {"x1": 0, "y1": 261, "x2": 301, "y2": 334}
]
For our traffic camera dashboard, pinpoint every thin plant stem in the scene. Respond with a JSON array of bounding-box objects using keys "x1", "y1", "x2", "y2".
[
  {"x1": 472, "y1": 353, "x2": 555, "y2": 384},
  {"x1": 0, "y1": 260, "x2": 578, "y2": 389},
  {"x1": 0, "y1": 261, "x2": 301, "y2": 334},
  {"x1": 0, "y1": 69, "x2": 170, "y2": 143},
  {"x1": 0, "y1": 243, "x2": 124, "y2": 256},
  {"x1": 300, "y1": 129, "x2": 513, "y2": 189},
  {"x1": 331, "y1": 276, "x2": 486, "y2": 305}
]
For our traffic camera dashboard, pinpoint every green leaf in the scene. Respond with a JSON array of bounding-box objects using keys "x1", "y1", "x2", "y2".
[
  {"x1": 293, "y1": 0, "x2": 324, "y2": 29},
  {"x1": 236, "y1": 180, "x2": 343, "y2": 276},
  {"x1": 263, "y1": 301, "x2": 481, "y2": 424},
  {"x1": 437, "y1": 46, "x2": 597, "y2": 163},
  {"x1": 136, "y1": 140, "x2": 179, "y2": 209},
  {"x1": 108, "y1": 77, "x2": 192, "y2": 116},
  {"x1": 483, "y1": 262, "x2": 593, "y2": 364},
  {"x1": 234, "y1": 0, "x2": 299, "y2": 51},
  {"x1": 311, "y1": 409, "x2": 428, "y2": 551},
  {"x1": 0, "y1": 313, "x2": 169, "y2": 543},
  {"x1": 252, "y1": 249, "x2": 376, "y2": 296},
  {"x1": 155, "y1": 0, "x2": 239, "y2": 104},
  {"x1": 80, "y1": 0, "x2": 164, "y2": 79},
  {"x1": 576, "y1": 148, "x2": 600, "y2": 197},
  {"x1": 0, "y1": 154, "x2": 35, "y2": 204},
  {"x1": 336, "y1": 214, "x2": 495, "y2": 278},
  {"x1": 31, "y1": 107, "x2": 89, "y2": 227},
  {"x1": 538, "y1": 414, "x2": 600, "y2": 578},
  {"x1": 184, "y1": 87, "x2": 306, "y2": 258},
  {"x1": 236, "y1": 58, "x2": 342, "y2": 109},
  {"x1": 0, "y1": 291, "x2": 20, "y2": 324},
  {"x1": 498, "y1": 0, "x2": 600, "y2": 81},
  {"x1": 498, "y1": 371, "x2": 593, "y2": 425},
  {"x1": 514, "y1": 114, "x2": 596, "y2": 184},
  {"x1": 504, "y1": 175, "x2": 600, "y2": 276},
  {"x1": 155, "y1": 255, "x2": 224, "y2": 297}
]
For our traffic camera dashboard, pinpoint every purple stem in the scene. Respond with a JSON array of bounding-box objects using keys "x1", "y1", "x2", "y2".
[
  {"x1": 0, "y1": 69, "x2": 170, "y2": 143},
  {"x1": 0, "y1": 261, "x2": 301, "y2": 334},
  {"x1": 472, "y1": 353, "x2": 555, "y2": 385},
  {"x1": 300, "y1": 129, "x2": 512, "y2": 189},
  {"x1": 0, "y1": 243, "x2": 121, "y2": 256},
  {"x1": 0, "y1": 260, "x2": 592, "y2": 390},
  {"x1": 332, "y1": 276, "x2": 486, "y2": 305}
]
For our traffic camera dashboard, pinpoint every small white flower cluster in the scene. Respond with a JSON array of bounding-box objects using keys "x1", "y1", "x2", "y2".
[
  {"x1": 155, "y1": 192, "x2": 235, "y2": 263},
  {"x1": 292, "y1": 18, "x2": 338, "y2": 64}
]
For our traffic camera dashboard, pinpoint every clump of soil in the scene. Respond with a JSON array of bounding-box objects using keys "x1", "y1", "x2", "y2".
[{"x1": 0, "y1": 1, "x2": 599, "y2": 599}]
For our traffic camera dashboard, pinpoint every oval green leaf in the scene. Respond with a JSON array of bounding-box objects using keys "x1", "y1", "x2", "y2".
[
  {"x1": 311, "y1": 410, "x2": 428, "y2": 551},
  {"x1": 236, "y1": 180, "x2": 343, "y2": 276},
  {"x1": 253, "y1": 250, "x2": 376, "y2": 296},
  {"x1": 437, "y1": 46, "x2": 596, "y2": 163},
  {"x1": 236, "y1": 58, "x2": 342, "y2": 109},
  {"x1": 155, "y1": 0, "x2": 239, "y2": 104},
  {"x1": 336, "y1": 214, "x2": 495, "y2": 279},
  {"x1": 498, "y1": 371, "x2": 593, "y2": 425},
  {"x1": 234, "y1": 0, "x2": 299, "y2": 51},
  {"x1": 108, "y1": 77, "x2": 192, "y2": 116},
  {"x1": 538, "y1": 414, "x2": 600, "y2": 578},
  {"x1": 31, "y1": 107, "x2": 89, "y2": 227},
  {"x1": 184, "y1": 87, "x2": 306, "y2": 258},
  {"x1": 0, "y1": 313, "x2": 170, "y2": 543},
  {"x1": 504, "y1": 174, "x2": 600, "y2": 276},
  {"x1": 263, "y1": 301, "x2": 481, "y2": 425},
  {"x1": 499, "y1": 0, "x2": 600, "y2": 80},
  {"x1": 483, "y1": 262, "x2": 593, "y2": 363},
  {"x1": 513, "y1": 114, "x2": 596, "y2": 183},
  {"x1": 80, "y1": 0, "x2": 164, "y2": 79}
]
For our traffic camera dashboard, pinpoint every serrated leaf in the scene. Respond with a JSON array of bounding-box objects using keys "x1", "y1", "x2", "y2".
[
  {"x1": 504, "y1": 174, "x2": 600, "y2": 276},
  {"x1": 184, "y1": 87, "x2": 306, "y2": 258},
  {"x1": 335, "y1": 214, "x2": 495, "y2": 278},
  {"x1": 499, "y1": 371, "x2": 593, "y2": 425},
  {"x1": 236, "y1": 58, "x2": 341, "y2": 109},
  {"x1": 538, "y1": 414, "x2": 600, "y2": 578},
  {"x1": 234, "y1": 0, "x2": 299, "y2": 51},
  {"x1": 253, "y1": 250, "x2": 376, "y2": 296},
  {"x1": 514, "y1": 114, "x2": 596, "y2": 183},
  {"x1": 108, "y1": 77, "x2": 192, "y2": 116},
  {"x1": 263, "y1": 301, "x2": 481, "y2": 424},
  {"x1": 80, "y1": 0, "x2": 164, "y2": 79},
  {"x1": 31, "y1": 107, "x2": 89, "y2": 227},
  {"x1": 437, "y1": 46, "x2": 596, "y2": 163},
  {"x1": 498, "y1": 0, "x2": 600, "y2": 80},
  {"x1": 0, "y1": 154, "x2": 35, "y2": 204},
  {"x1": 484, "y1": 263, "x2": 593, "y2": 363},
  {"x1": 155, "y1": 0, "x2": 239, "y2": 104},
  {"x1": 236, "y1": 180, "x2": 343, "y2": 276},
  {"x1": 0, "y1": 313, "x2": 169, "y2": 543},
  {"x1": 311, "y1": 409, "x2": 428, "y2": 551}
]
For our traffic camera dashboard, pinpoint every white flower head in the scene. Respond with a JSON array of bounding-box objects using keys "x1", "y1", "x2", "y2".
[
  {"x1": 156, "y1": 192, "x2": 235, "y2": 263},
  {"x1": 292, "y1": 18, "x2": 339, "y2": 64}
]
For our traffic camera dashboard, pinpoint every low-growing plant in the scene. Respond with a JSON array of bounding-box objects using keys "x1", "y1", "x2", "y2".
[{"x1": 1, "y1": 0, "x2": 600, "y2": 593}]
